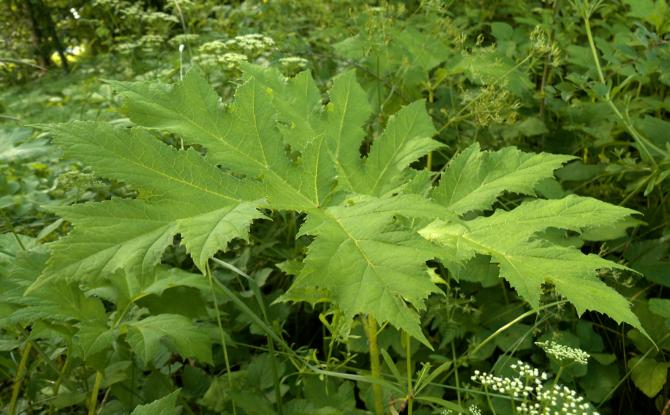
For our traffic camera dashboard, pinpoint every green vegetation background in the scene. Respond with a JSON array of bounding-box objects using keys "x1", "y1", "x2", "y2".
[{"x1": 1, "y1": 0, "x2": 670, "y2": 414}]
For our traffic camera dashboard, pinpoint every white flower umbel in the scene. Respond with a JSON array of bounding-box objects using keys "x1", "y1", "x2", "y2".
[
  {"x1": 279, "y1": 56, "x2": 308, "y2": 75},
  {"x1": 470, "y1": 360, "x2": 599, "y2": 415},
  {"x1": 536, "y1": 341, "x2": 590, "y2": 365},
  {"x1": 468, "y1": 404, "x2": 483, "y2": 415},
  {"x1": 225, "y1": 33, "x2": 275, "y2": 56}
]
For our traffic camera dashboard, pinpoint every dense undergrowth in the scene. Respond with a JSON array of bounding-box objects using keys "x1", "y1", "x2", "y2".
[{"x1": 1, "y1": 1, "x2": 670, "y2": 414}]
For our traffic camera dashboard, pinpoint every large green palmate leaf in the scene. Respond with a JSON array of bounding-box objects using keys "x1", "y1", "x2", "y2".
[
  {"x1": 422, "y1": 145, "x2": 644, "y2": 331},
  {"x1": 40, "y1": 63, "x2": 645, "y2": 345},
  {"x1": 285, "y1": 195, "x2": 451, "y2": 344},
  {"x1": 31, "y1": 122, "x2": 264, "y2": 288},
  {"x1": 431, "y1": 142, "x2": 574, "y2": 215},
  {"x1": 108, "y1": 66, "x2": 445, "y2": 342}
]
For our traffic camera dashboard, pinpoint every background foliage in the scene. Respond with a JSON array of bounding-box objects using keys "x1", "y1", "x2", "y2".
[{"x1": 1, "y1": 0, "x2": 670, "y2": 414}]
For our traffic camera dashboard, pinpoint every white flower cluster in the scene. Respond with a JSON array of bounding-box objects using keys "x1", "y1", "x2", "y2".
[
  {"x1": 220, "y1": 53, "x2": 249, "y2": 69},
  {"x1": 525, "y1": 383, "x2": 597, "y2": 415},
  {"x1": 225, "y1": 33, "x2": 275, "y2": 55},
  {"x1": 194, "y1": 42, "x2": 248, "y2": 71},
  {"x1": 471, "y1": 361, "x2": 599, "y2": 415},
  {"x1": 536, "y1": 341, "x2": 590, "y2": 365},
  {"x1": 168, "y1": 33, "x2": 199, "y2": 47},
  {"x1": 141, "y1": 11, "x2": 179, "y2": 24},
  {"x1": 279, "y1": 56, "x2": 308, "y2": 67},
  {"x1": 194, "y1": 34, "x2": 273, "y2": 72},
  {"x1": 139, "y1": 35, "x2": 164, "y2": 47},
  {"x1": 279, "y1": 56, "x2": 309, "y2": 74},
  {"x1": 472, "y1": 361, "x2": 547, "y2": 399},
  {"x1": 198, "y1": 40, "x2": 228, "y2": 56},
  {"x1": 468, "y1": 404, "x2": 482, "y2": 415}
]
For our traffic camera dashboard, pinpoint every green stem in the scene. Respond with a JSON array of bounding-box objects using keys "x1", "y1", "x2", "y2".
[
  {"x1": 8, "y1": 342, "x2": 32, "y2": 415},
  {"x1": 49, "y1": 354, "x2": 70, "y2": 415},
  {"x1": 583, "y1": 15, "x2": 662, "y2": 165},
  {"x1": 87, "y1": 371, "x2": 103, "y2": 415},
  {"x1": 366, "y1": 315, "x2": 384, "y2": 415},
  {"x1": 484, "y1": 385, "x2": 497, "y2": 415},
  {"x1": 404, "y1": 332, "x2": 413, "y2": 415},
  {"x1": 451, "y1": 341, "x2": 461, "y2": 408},
  {"x1": 426, "y1": 83, "x2": 435, "y2": 172},
  {"x1": 1, "y1": 210, "x2": 26, "y2": 251},
  {"x1": 210, "y1": 258, "x2": 283, "y2": 414},
  {"x1": 206, "y1": 263, "x2": 237, "y2": 415},
  {"x1": 596, "y1": 332, "x2": 670, "y2": 407},
  {"x1": 469, "y1": 301, "x2": 566, "y2": 359},
  {"x1": 552, "y1": 366, "x2": 565, "y2": 389}
]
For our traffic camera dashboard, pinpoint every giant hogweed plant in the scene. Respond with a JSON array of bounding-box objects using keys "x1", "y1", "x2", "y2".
[{"x1": 30, "y1": 63, "x2": 647, "y2": 412}]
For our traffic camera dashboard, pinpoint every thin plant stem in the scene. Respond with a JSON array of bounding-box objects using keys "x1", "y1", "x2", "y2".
[
  {"x1": 597, "y1": 332, "x2": 670, "y2": 407},
  {"x1": 1, "y1": 210, "x2": 26, "y2": 251},
  {"x1": 426, "y1": 78, "x2": 435, "y2": 171},
  {"x1": 172, "y1": 0, "x2": 192, "y2": 58},
  {"x1": 366, "y1": 315, "x2": 384, "y2": 415},
  {"x1": 8, "y1": 342, "x2": 32, "y2": 415},
  {"x1": 87, "y1": 371, "x2": 103, "y2": 415},
  {"x1": 552, "y1": 366, "x2": 565, "y2": 388},
  {"x1": 49, "y1": 353, "x2": 70, "y2": 415},
  {"x1": 582, "y1": 14, "x2": 662, "y2": 165},
  {"x1": 205, "y1": 262, "x2": 237, "y2": 415},
  {"x1": 405, "y1": 332, "x2": 413, "y2": 415},
  {"x1": 469, "y1": 300, "x2": 567, "y2": 359},
  {"x1": 451, "y1": 341, "x2": 462, "y2": 408},
  {"x1": 210, "y1": 258, "x2": 283, "y2": 414},
  {"x1": 485, "y1": 385, "x2": 498, "y2": 415}
]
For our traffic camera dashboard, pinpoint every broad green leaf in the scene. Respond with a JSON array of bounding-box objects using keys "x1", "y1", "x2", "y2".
[
  {"x1": 240, "y1": 64, "x2": 322, "y2": 152},
  {"x1": 102, "y1": 267, "x2": 209, "y2": 312},
  {"x1": 41, "y1": 198, "x2": 262, "y2": 281},
  {"x1": 126, "y1": 314, "x2": 212, "y2": 364},
  {"x1": 5, "y1": 249, "x2": 107, "y2": 327},
  {"x1": 39, "y1": 200, "x2": 178, "y2": 284},
  {"x1": 178, "y1": 203, "x2": 266, "y2": 270},
  {"x1": 285, "y1": 195, "x2": 448, "y2": 346},
  {"x1": 432, "y1": 143, "x2": 574, "y2": 215},
  {"x1": 420, "y1": 195, "x2": 643, "y2": 330},
  {"x1": 343, "y1": 100, "x2": 442, "y2": 196},
  {"x1": 33, "y1": 122, "x2": 265, "y2": 285},
  {"x1": 395, "y1": 27, "x2": 450, "y2": 71},
  {"x1": 629, "y1": 356, "x2": 669, "y2": 398},
  {"x1": 110, "y1": 70, "x2": 265, "y2": 176},
  {"x1": 43, "y1": 65, "x2": 645, "y2": 346},
  {"x1": 131, "y1": 389, "x2": 181, "y2": 415},
  {"x1": 649, "y1": 298, "x2": 670, "y2": 319},
  {"x1": 46, "y1": 122, "x2": 260, "y2": 202},
  {"x1": 74, "y1": 322, "x2": 117, "y2": 361},
  {"x1": 321, "y1": 70, "x2": 373, "y2": 187}
]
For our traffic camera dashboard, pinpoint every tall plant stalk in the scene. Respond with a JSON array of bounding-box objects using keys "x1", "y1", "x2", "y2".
[
  {"x1": 581, "y1": 7, "x2": 663, "y2": 165},
  {"x1": 87, "y1": 371, "x2": 103, "y2": 415},
  {"x1": 366, "y1": 315, "x2": 384, "y2": 415},
  {"x1": 8, "y1": 342, "x2": 32, "y2": 415}
]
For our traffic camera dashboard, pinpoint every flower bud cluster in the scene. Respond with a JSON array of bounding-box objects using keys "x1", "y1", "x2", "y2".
[
  {"x1": 469, "y1": 404, "x2": 482, "y2": 415},
  {"x1": 225, "y1": 34, "x2": 275, "y2": 56},
  {"x1": 529, "y1": 383, "x2": 596, "y2": 415},
  {"x1": 195, "y1": 33, "x2": 275, "y2": 72},
  {"x1": 530, "y1": 25, "x2": 561, "y2": 66},
  {"x1": 536, "y1": 341, "x2": 590, "y2": 365},
  {"x1": 471, "y1": 360, "x2": 599, "y2": 415},
  {"x1": 279, "y1": 56, "x2": 309, "y2": 75}
]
